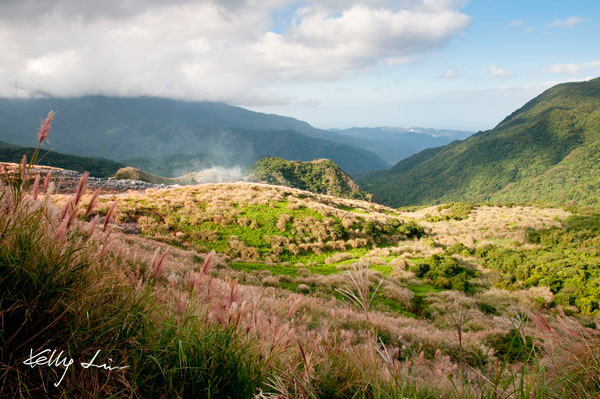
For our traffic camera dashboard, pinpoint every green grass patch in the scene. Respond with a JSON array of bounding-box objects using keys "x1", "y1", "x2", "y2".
[{"x1": 229, "y1": 262, "x2": 298, "y2": 276}]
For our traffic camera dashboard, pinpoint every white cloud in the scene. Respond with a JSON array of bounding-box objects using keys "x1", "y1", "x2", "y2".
[
  {"x1": 0, "y1": 0, "x2": 470, "y2": 104},
  {"x1": 548, "y1": 16, "x2": 584, "y2": 28},
  {"x1": 488, "y1": 65, "x2": 510, "y2": 78},
  {"x1": 546, "y1": 60, "x2": 600, "y2": 75},
  {"x1": 441, "y1": 69, "x2": 458, "y2": 78},
  {"x1": 510, "y1": 20, "x2": 524, "y2": 26},
  {"x1": 26, "y1": 51, "x2": 80, "y2": 76}
]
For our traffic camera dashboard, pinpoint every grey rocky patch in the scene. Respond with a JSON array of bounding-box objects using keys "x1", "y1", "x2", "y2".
[{"x1": 33, "y1": 167, "x2": 167, "y2": 193}]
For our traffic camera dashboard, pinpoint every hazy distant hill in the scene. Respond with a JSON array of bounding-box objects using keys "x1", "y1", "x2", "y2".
[
  {"x1": 0, "y1": 96, "x2": 387, "y2": 175},
  {"x1": 330, "y1": 127, "x2": 472, "y2": 165},
  {"x1": 359, "y1": 78, "x2": 600, "y2": 207},
  {"x1": 0, "y1": 140, "x2": 124, "y2": 177}
]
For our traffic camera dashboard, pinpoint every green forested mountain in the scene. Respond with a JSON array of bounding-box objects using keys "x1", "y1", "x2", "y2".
[
  {"x1": 0, "y1": 96, "x2": 387, "y2": 175},
  {"x1": 359, "y1": 78, "x2": 600, "y2": 207},
  {"x1": 0, "y1": 140, "x2": 124, "y2": 177},
  {"x1": 252, "y1": 157, "x2": 370, "y2": 200}
]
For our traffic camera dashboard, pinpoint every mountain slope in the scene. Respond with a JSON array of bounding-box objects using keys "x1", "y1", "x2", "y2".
[
  {"x1": 251, "y1": 157, "x2": 371, "y2": 200},
  {"x1": 0, "y1": 96, "x2": 387, "y2": 175},
  {"x1": 331, "y1": 127, "x2": 472, "y2": 165},
  {"x1": 0, "y1": 140, "x2": 124, "y2": 177},
  {"x1": 358, "y1": 78, "x2": 600, "y2": 207}
]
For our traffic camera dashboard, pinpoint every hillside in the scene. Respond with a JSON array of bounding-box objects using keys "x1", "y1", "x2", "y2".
[
  {"x1": 6, "y1": 160, "x2": 600, "y2": 396},
  {"x1": 58, "y1": 181, "x2": 600, "y2": 318},
  {"x1": 0, "y1": 140, "x2": 124, "y2": 177},
  {"x1": 252, "y1": 157, "x2": 370, "y2": 200},
  {"x1": 331, "y1": 127, "x2": 472, "y2": 165},
  {"x1": 0, "y1": 96, "x2": 387, "y2": 175},
  {"x1": 359, "y1": 78, "x2": 600, "y2": 207}
]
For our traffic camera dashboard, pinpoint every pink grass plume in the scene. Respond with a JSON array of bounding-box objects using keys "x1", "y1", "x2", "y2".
[
  {"x1": 86, "y1": 188, "x2": 101, "y2": 218},
  {"x1": 32, "y1": 174, "x2": 40, "y2": 200},
  {"x1": 87, "y1": 215, "x2": 99, "y2": 239},
  {"x1": 43, "y1": 171, "x2": 51, "y2": 195},
  {"x1": 151, "y1": 248, "x2": 168, "y2": 278},
  {"x1": 20, "y1": 155, "x2": 26, "y2": 182},
  {"x1": 200, "y1": 249, "x2": 216, "y2": 277},
  {"x1": 103, "y1": 200, "x2": 118, "y2": 232},
  {"x1": 37, "y1": 111, "x2": 54, "y2": 146},
  {"x1": 73, "y1": 172, "x2": 88, "y2": 207}
]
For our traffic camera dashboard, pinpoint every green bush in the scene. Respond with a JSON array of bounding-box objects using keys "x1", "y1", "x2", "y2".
[
  {"x1": 485, "y1": 329, "x2": 536, "y2": 363},
  {"x1": 410, "y1": 254, "x2": 476, "y2": 292},
  {"x1": 397, "y1": 220, "x2": 426, "y2": 239}
]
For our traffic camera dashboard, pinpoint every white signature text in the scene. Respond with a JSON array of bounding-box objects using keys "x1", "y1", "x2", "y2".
[{"x1": 23, "y1": 349, "x2": 129, "y2": 387}]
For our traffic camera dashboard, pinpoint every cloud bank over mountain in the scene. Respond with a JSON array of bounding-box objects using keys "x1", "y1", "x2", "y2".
[{"x1": 0, "y1": 0, "x2": 469, "y2": 104}]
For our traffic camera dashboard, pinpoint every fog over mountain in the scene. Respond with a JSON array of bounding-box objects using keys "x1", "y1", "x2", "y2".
[{"x1": 0, "y1": 96, "x2": 388, "y2": 175}]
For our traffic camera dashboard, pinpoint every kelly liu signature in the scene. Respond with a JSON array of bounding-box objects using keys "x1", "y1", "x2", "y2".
[{"x1": 23, "y1": 348, "x2": 129, "y2": 387}]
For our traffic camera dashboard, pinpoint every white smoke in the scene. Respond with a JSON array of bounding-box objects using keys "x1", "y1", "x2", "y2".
[{"x1": 187, "y1": 166, "x2": 248, "y2": 184}]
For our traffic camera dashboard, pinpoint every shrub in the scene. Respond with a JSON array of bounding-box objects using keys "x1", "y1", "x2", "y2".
[{"x1": 485, "y1": 329, "x2": 536, "y2": 362}]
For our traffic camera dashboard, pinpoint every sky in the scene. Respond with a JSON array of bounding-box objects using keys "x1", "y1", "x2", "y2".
[{"x1": 0, "y1": 0, "x2": 599, "y2": 131}]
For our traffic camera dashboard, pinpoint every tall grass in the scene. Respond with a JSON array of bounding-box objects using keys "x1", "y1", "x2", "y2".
[{"x1": 0, "y1": 113, "x2": 263, "y2": 398}]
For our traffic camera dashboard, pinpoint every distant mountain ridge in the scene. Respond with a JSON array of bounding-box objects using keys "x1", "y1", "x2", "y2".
[
  {"x1": 359, "y1": 77, "x2": 600, "y2": 207},
  {"x1": 330, "y1": 126, "x2": 472, "y2": 165},
  {"x1": 0, "y1": 96, "x2": 387, "y2": 175}
]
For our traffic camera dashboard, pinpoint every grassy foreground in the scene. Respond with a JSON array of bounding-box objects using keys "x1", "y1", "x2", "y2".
[{"x1": 2, "y1": 115, "x2": 600, "y2": 398}]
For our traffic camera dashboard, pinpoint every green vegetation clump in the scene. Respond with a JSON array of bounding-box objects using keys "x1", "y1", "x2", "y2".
[
  {"x1": 423, "y1": 202, "x2": 476, "y2": 222},
  {"x1": 253, "y1": 156, "x2": 371, "y2": 200},
  {"x1": 477, "y1": 212, "x2": 600, "y2": 314},
  {"x1": 409, "y1": 254, "x2": 477, "y2": 292},
  {"x1": 485, "y1": 329, "x2": 536, "y2": 362},
  {"x1": 359, "y1": 78, "x2": 600, "y2": 207}
]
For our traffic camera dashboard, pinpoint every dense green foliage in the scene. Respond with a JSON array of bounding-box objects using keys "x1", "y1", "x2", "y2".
[
  {"x1": 485, "y1": 329, "x2": 536, "y2": 363},
  {"x1": 409, "y1": 254, "x2": 477, "y2": 292},
  {"x1": 476, "y1": 213, "x2": 600, "y2": 314},
  {"x1": 359, "y1": 78, "x2": 600, "y2": 207},
  {"x1": 0, "y1": 96, "x2": 387, "y2": 174},
  {"x1": 0, "y1": 140, "x2": 123, "y2": 177},
  {"x1": 253, "y1": 156, "x2": 371, "y2": 200}
]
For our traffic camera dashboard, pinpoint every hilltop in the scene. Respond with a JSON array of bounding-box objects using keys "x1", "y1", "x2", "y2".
[
  {"x1": 252, "y1": 157, "x2": 371, "y2": 200},
  {"x1": 359, "y1": 78, "x2": 600, "y2": 207}
]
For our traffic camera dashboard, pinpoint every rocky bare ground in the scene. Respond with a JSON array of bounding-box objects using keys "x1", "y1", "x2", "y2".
[{"x1": 1, "y1": 162, "x2": 167, "y2": 193}]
